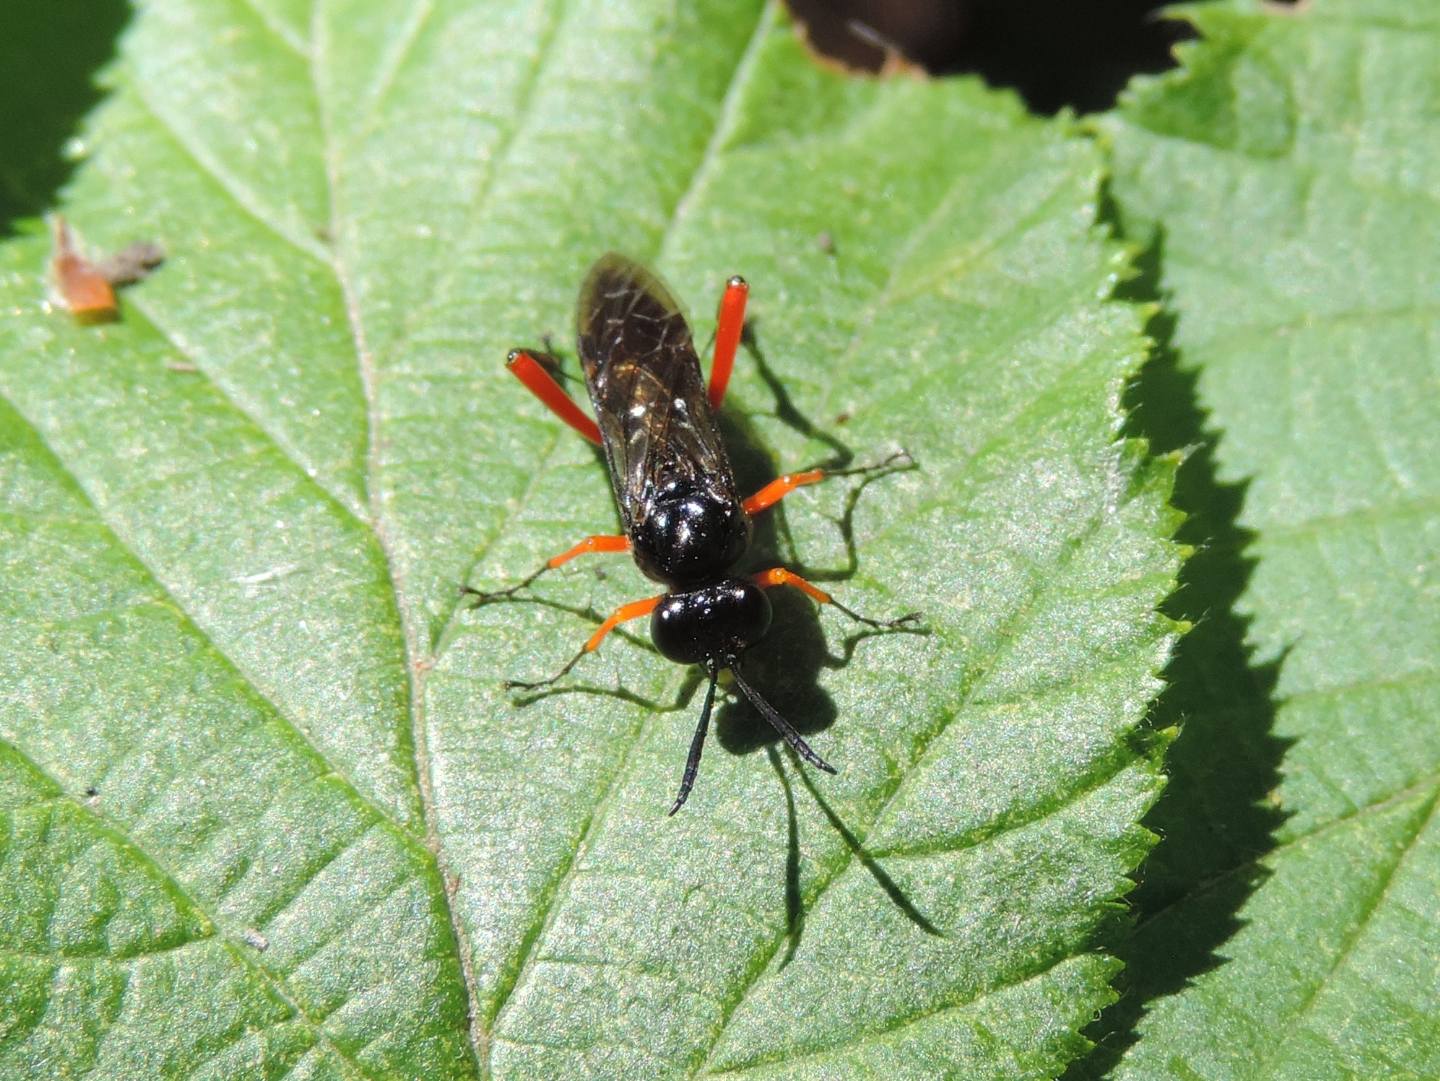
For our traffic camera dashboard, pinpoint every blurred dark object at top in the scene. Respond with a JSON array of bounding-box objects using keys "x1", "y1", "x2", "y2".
[
  {"x1": 0, "y1": 0, "x2": 130, "y2": 234},
  {"x1": 786, "y1": 0, "x2": 1203, "y2": 114}
]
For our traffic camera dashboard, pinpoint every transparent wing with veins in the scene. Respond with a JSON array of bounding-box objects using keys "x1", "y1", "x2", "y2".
[{"x1": 576, "y1": 253, "x2": 740, "y2": 536}]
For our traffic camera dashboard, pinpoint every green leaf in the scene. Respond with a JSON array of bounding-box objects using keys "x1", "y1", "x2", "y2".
[
  {"x1": 0, "y1": 2, "x2": 1181, "y2": 1077},
  {"x1": 1092, "y1": 1, "x2": 1440, "y2": 1077}
]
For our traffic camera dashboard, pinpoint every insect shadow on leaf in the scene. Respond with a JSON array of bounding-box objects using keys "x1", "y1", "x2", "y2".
[
  {"x1": 767, "y1": 746, "x2": 807, "y2": 967},
  {"x1": 766, "y1": 745, "x2": 944, "y2": 966},
  {"x1": 714, "y1": 320, "x2": 928, "y2": 759}
]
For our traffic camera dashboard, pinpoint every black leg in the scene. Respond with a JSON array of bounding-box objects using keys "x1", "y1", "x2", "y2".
[
  {"x1": 503, "y1": 594, "x2": 660, "y2": 691},
  {"x1": 460, "y1": 563, "x2": 549, "y2": 606},
  {"x1": 828, "y1": 598, "x2": 923, "y2": 631},
  {"x1": 463, "y1": 534, "x2": 629, "y2": 607},
  {"x1": 504, "y1": 646, "x2": 585, "y2": 691},
  {"x1": 754, "y1": 566, "x2": 923, "y2": 632},
  {"x1": 823, "y1": 448, "x2": 913, "y2": 478}
]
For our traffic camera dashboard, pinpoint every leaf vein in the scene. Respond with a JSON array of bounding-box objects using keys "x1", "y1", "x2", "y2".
[
  {"x1": 1137, "y1": 771, "x2": 1440, "y2": 935},
  {"x1": 131, "y1": 87, "x2": 330, "y2": 265},
  {"x1": 3, "y1": 744, "x2": 384, "y2": 1081},
  {"x1": 1250, "y1": 789, "x2": 1438, "y2": 1080},
  {"x1": 484, "y1": 702, "x2": 653, "y2": 1059},
  {"x1": 1248, "y1": 495, "x2": 1440, "y2": 544},
  {"x1": 868, "y1": 717, "x2": 1154, "y2": 862},
  {"x1": 1191, "y1": 300, "x2": 1440, "y2": 356},
  {"x1": 430, "y1": 426, "x2": 564, "y2": 655},
  {"x1": 396, "y1": 0, "x2": 573, "y2": 342},
  {"x1": 0, "y1": 391, "x2": 426, "y2": 864},
  {"x1": 123, "y1": 291, "x2": 368, "y2": 520},
  {"x1": 655, "y1": 0, "x2": 779, "y2": 266},
  {"x1": 359, "y1": 0, "x2": 435, "y2": 127},
  {"x1": 232, "y1": 0, "x2": 310, "y2": 58},
  {"x1": 693, "y1": 488, "x2": 1140, "y2": 1074},
  {"x1": 0, "y1": 938, "x2": 211, "y2": 968},
  {"x1": 701, "y1": 954, "x2": 1080, "y2": 1077}
]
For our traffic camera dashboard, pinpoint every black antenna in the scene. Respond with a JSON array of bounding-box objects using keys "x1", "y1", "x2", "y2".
[
  {"x1": 668, "y1": 666, "x2": 721, "y2": 815},
  {"x1": 730, "y1": 666, "x2": 838, "y2": 775}
]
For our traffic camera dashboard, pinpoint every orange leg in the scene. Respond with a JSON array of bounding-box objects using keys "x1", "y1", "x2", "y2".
[
  {"x1": 584, "y1": 595, "x2": 661, "y2": 652},
  {"x1": 742, "y1": 450, "x2": 913, "y2": 517},
  {"x1": 463, "y1": 533, "x2": 628, "y2": 605},
  {"x1": 754, "y1": 567, "x2": 832, "y2": 604},
  {"x1": 507, "y1": 349, "x2": 603, "y2": 446},
  {"x1": 743, "y1": 470, "x2": 824, "y2": 516},
  {"x1": 754, "y1": 567, "x2": 919, "y2": 630},
  {"x1": 707, "y1": 275, "x2": 749, "y2": 410},
  {"x1": 549, "y1": 534, "x2": 629, "y2": 569},
  {"x1": 507, "y1": 595, "x2": 661, "y2": 690}
]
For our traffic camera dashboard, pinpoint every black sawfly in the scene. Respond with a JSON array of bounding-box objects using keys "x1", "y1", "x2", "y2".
[{"x1": 466, "y1": 254, "x2": 917, "y2": 813}]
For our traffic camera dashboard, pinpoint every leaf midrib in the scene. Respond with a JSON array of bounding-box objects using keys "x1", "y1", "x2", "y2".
[{"x1": 305, "y1": 0, "x2": 490, "y2": 1070}]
